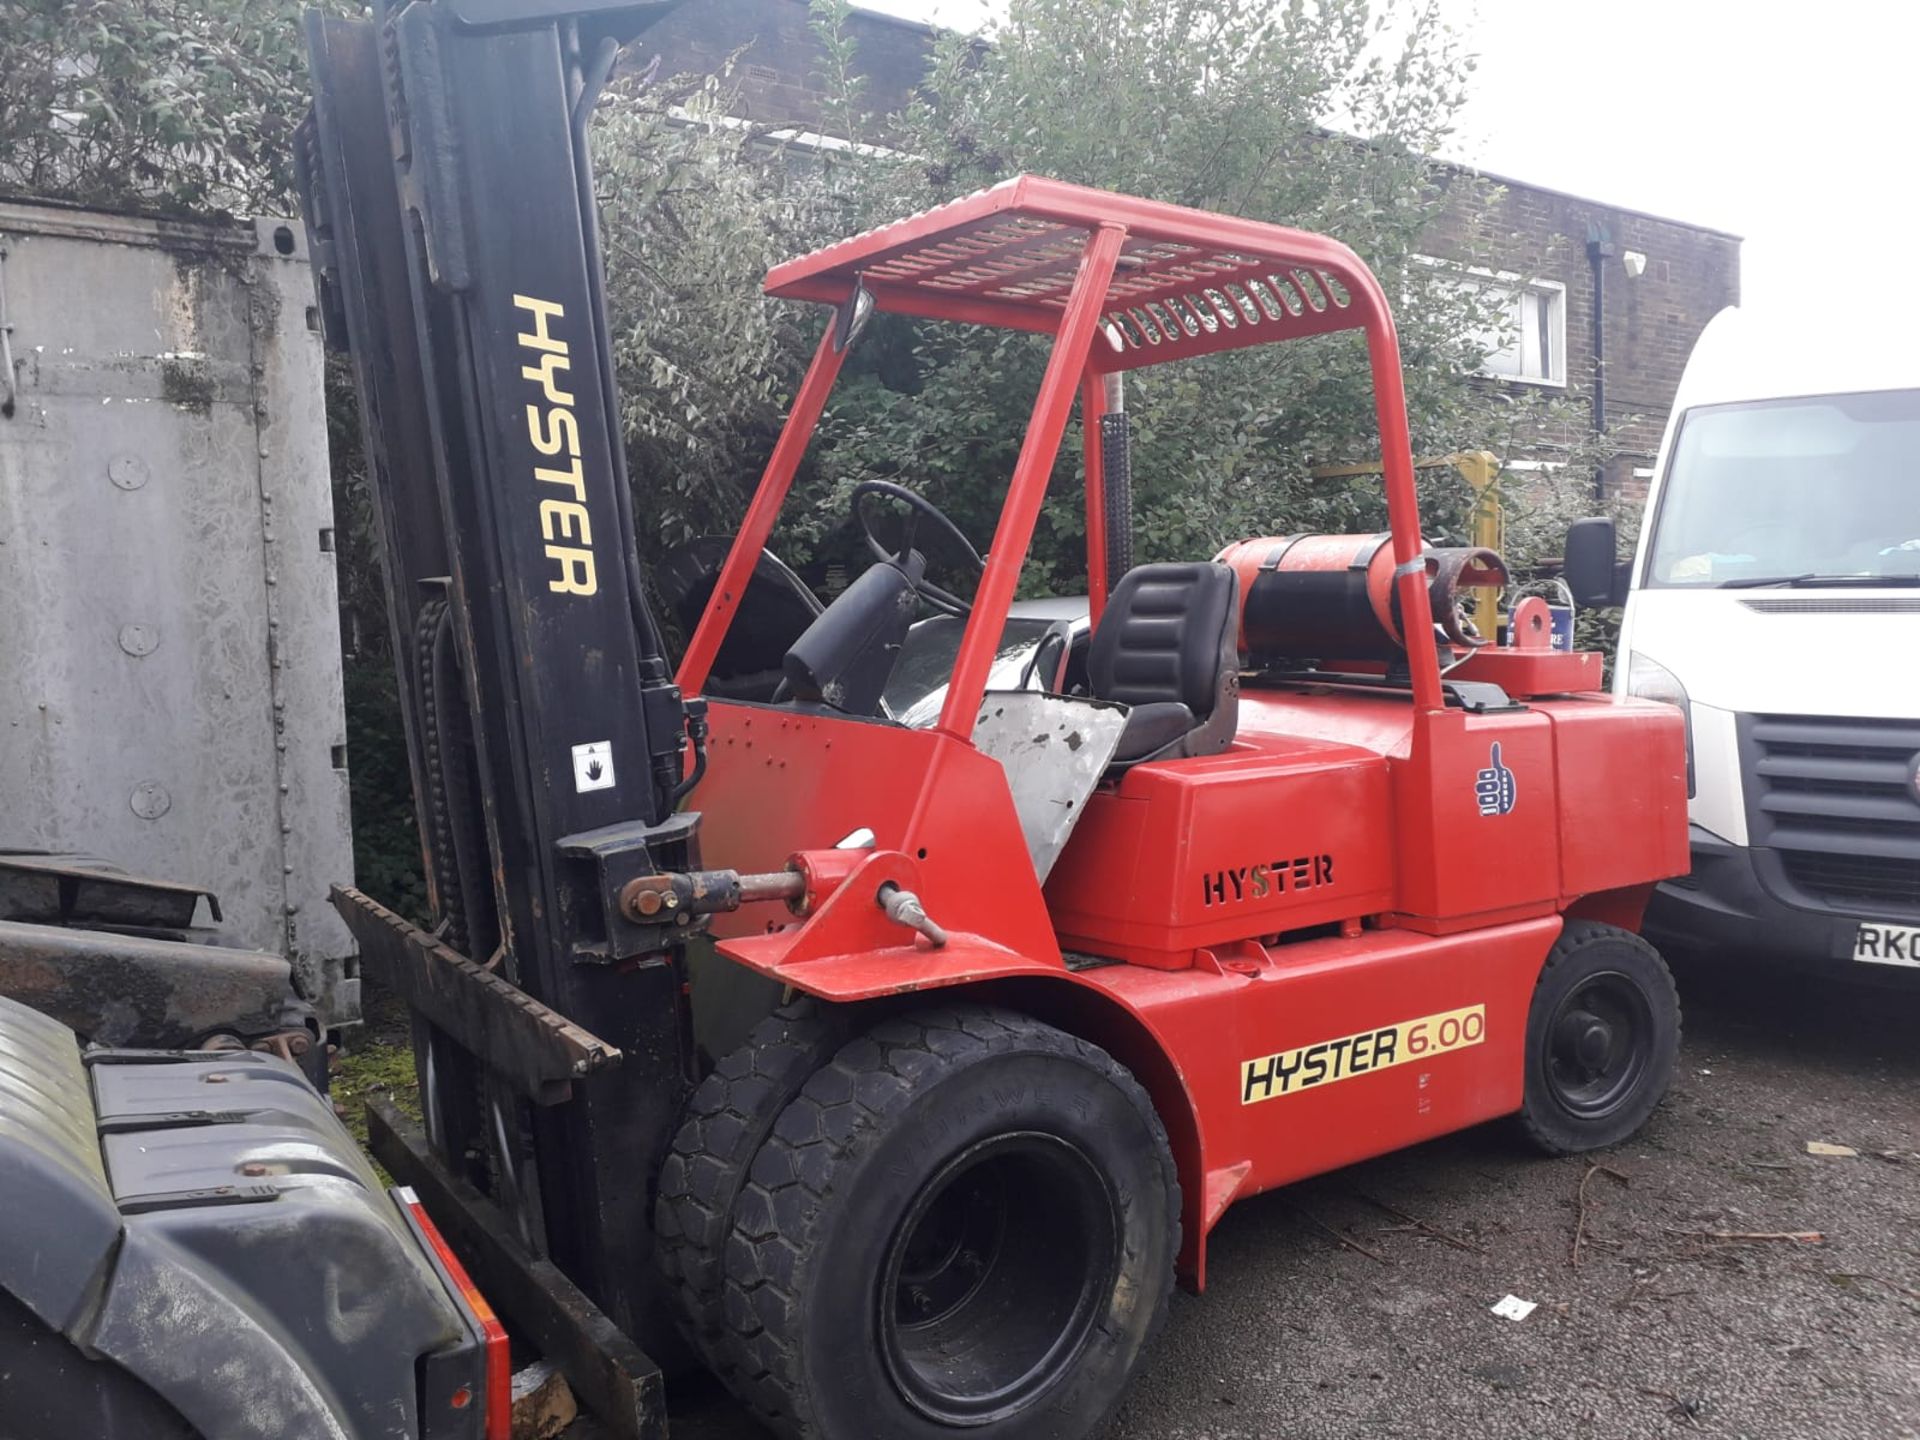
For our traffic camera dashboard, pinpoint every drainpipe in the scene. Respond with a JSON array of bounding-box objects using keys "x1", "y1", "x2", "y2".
[{"x1": 1586, "y1": 223, "x2": 1614, "y2": 500}]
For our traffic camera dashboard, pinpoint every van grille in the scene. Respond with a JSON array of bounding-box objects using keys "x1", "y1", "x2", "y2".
[
  {"x1": 1780, "y1": 853, "x2": 1920, "y2": 914},
  {"x1": 1743, "y1": 714, "x2": 1920, "y2": 920}
]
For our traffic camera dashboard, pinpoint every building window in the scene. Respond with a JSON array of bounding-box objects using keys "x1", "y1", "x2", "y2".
[
  {"x1": 1473, "y1": 278, "x2": 1565, "y2": 385},
  {"x1": 1422, "y1": 260, "x2": 1567, "y2": 387}
]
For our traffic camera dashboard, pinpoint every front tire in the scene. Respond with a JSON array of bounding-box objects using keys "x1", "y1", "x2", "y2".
[
  {"x1": 655, "y1": 999, "x2": 849, "y2": 1377},
  {"x1": 720, "y1": 1005, "x2": 1179, "y2": 1440},
  {"x1": 1518, "y1": 921, "x2": 1681, "y2": 1155}
]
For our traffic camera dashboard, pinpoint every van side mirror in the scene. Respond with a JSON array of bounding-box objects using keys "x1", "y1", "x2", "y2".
[{"x1": 1564, "y1": 517, "x2": 1629, "y2": 608}]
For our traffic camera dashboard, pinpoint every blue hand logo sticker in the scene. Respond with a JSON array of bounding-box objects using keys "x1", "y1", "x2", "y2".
[{"x1": 1475, "y1": 742, "x2": 1517, "y2": 817}]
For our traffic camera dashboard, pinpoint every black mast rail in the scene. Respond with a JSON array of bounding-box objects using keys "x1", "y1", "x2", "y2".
[{"x1": 296, "y1": 0, "x2": 698, "y2": 1374}]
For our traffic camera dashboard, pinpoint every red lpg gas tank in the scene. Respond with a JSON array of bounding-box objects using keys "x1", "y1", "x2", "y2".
[{"x1": 1214, "y1": 534, "x2": 1506, "y2": 663}]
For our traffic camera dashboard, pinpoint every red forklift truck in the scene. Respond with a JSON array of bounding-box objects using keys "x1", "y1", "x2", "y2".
[
  {"x1": 0, "y1": 4, "x2": 1688, "y2": 1437},
  {"x1": 647, "y1": 176, "x2": 1691, "y2": 1439}
]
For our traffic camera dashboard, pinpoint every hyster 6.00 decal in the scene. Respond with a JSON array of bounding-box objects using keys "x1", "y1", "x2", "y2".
[{"x1": 1239, "y1": 1005, "x2": 1486, "y2": 1105}]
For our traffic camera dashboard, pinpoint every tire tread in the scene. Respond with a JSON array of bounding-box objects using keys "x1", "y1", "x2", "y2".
[
  {"x1": 654, "y1": 999, "x2": 846, "y2": 1374},
  {"x1": 719, "y1": 1004, "x2": 1180, "y2": 1439},
  {"x1": 1517, "y1": 920, "x2": 1682, "y2": 1156}
]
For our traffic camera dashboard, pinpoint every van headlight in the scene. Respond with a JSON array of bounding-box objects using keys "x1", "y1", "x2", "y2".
[{"x1": 1627, "y1": 652, "x2": 1694, "y2": 798}]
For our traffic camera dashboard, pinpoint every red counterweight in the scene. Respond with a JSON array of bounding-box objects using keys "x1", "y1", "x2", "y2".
[{"x1": 1217, "y1": 534, "x2": 1508, "y2": 661}]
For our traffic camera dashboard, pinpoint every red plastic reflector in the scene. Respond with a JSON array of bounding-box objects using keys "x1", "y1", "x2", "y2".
[{"x1": 400, "y1": 1189, "x2": 512, "y2": 1440}]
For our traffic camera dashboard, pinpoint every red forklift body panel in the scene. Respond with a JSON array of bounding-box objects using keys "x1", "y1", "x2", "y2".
[
  {"x1": 1388, "y1": 707, "x2": 1564, "y2": 927},
  {"x1": 1082, "y1": 914, "x2": 1556, "y2": 1282},
  {"x1": 698, "y1": 700, "x2": 1062, "y2": 968},
  {"x1": 1548, "y1": 697, "x2": 1693, "y2": 902},
  {"x1": 1045, "y1": 734, "x2": 1395, "y2": 967}
]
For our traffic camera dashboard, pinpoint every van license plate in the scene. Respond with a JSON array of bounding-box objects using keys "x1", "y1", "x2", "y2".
[{"x1": 1854, "y1": 923, "x2": 1920, "y2": 968}]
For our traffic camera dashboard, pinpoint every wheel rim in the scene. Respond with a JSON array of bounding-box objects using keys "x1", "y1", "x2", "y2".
[
  {"x1": 878, "y1": 1131, "x2": 1119, "y2": 1426},
  {"x1": 1544, "y1": 969, "x2": 1655, "y2": 1119}
]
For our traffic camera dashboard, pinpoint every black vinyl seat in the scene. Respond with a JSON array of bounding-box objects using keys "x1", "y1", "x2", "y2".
[{"x1": 1087, "y1": 562, "x2": 1240, "y2": 766}]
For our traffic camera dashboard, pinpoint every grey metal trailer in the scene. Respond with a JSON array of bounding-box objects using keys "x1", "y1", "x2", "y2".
[{"x1": 0, "y1": 197, "x2": 358, "y2": 1031}]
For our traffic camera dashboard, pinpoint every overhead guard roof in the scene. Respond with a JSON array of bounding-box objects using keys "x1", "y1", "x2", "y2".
[{"x1": 763, "y1": 175, "x2": 1380, "y2": 372}]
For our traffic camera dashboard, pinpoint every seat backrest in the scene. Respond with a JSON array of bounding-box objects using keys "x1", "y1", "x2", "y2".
[{"x1": 1086, "y1": 562, "x2": 1240, "y2": 763}]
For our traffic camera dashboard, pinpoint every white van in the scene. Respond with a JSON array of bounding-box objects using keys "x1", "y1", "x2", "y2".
[{"x1": 1565, "y1": 306, "x2": 1920, "y2": 975}]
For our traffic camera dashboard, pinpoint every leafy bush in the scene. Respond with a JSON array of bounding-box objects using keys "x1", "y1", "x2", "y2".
[
  {"x1": 0, "y1": 0, "x2": 345, "y2": 213},
  {"x1": 594, "y1": 0, "x2": 1621, "y2": 602}
]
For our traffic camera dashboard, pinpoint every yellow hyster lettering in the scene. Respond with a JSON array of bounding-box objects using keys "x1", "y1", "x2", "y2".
[
  {"x1": 526, "y1": 402, "x2": 580, "y2": 458},
  {"x1": 1239, "y1": 1004, "x2": 1486, "y2": 1105},
  {"x1": 513, "y1": 294, "x2": 567, "y2": 352},
  {"x1": 539, "y1": 498, "x2": 592, "y2": 546},
  {"x1": 513, "y1": 293, "x2": 597, "y2": 596},
  {"x1": 521, "y1": 350, "x2": 574, "y2": 407}
]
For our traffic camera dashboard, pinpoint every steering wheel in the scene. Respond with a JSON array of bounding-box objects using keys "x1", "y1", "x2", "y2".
[{"x1": 851, "y1": 480, "x2": 985, "y2": 617}]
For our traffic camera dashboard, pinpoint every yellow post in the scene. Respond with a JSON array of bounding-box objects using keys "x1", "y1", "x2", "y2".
[{"x1": 1452, "y1": 450, "x2": 1504, "y2": 638}]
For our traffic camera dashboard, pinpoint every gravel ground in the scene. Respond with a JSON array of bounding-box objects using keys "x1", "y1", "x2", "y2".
[{"x1": 663, "y1": 957, "x2": 1920, "y2": 1440}]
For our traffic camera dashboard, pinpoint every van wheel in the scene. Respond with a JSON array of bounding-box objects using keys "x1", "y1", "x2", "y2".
[
  {"x1": 719, "y1": 1006, "x2": 1178, "y2": 1440},
  {"x1": 1518, "y1": 921, "x2": 1681, "y2": 1155},
  {"x1": 655, "y1": 999, "x2": 847, "y2": 1375}
]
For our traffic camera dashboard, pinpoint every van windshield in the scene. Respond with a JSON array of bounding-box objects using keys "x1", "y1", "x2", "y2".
[{"x1": 1645, "y1": 390, "x2": 1920, "y2": 587}]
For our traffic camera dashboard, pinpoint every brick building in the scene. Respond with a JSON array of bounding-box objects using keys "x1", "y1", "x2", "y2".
[
  {"x1": 1424, "y1": 171, "x2": 1742, "y2": 497},
  {"x1": 645, "y1": 0, "x2": 1741, "y2": 499}
]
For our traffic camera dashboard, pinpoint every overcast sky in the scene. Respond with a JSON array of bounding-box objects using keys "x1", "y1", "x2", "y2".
[{"x1": 857, "y1": 0, "x2": 1920, "y2": 363}]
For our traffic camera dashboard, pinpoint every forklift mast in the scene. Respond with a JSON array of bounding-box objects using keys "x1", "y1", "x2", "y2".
[{"x1": 296, "y1": 0, "x2": 698, "y2": 1345}]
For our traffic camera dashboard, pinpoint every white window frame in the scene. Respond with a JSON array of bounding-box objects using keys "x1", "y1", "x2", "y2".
[{"x1": 1417, "y1": 257, "x2": 1568, "y2": 390}]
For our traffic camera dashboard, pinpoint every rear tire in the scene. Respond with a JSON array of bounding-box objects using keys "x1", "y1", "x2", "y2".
[
  {"x1": 655, "y1": 998, "x2": 848, "y2": 1375},
  {"x1": 1518, "y1": 921, "x2": 1681, "y2": 1155},
  {"x1": 719, "y1": 1005, "x2": 1179, "y2": 1440}
]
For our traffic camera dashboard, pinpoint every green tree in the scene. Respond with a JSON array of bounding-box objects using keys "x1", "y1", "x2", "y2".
[
  {"x1": 0, "y1": 0, "x2": 341, "y2": 213},
  {"x1": 597, "y1": 0, "x2": 1615, "y2": 604},
  {"x1": 0, "y1": 0, "x2": 1627, "y2": 909},
  {"x1": 590, "y1": 66, "x2": 863, "y2": 579}
]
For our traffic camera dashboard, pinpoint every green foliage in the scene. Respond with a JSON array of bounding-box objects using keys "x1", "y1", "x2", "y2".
[
  {"x1": 340, "y1": 623, "x2": 432, "y2": 923},
  {"x1": 0, "y1": 0, "x2": 344, "y2": 213},
  {"x1": 330, "y1": 994, "x2": 422, "y2": 1157},
  {"x1": 830, "y1": 0, "x2": 1582, "y2": 578},
  {"x1": 592, "y1": 68, "x2": 863, "y2": 584},
  {"x1": 596, "y1": 0, "x2": 1622, "y2": 603},
  {"x1": 807, "y1": 0, "x2": 870, "y2": 148}
]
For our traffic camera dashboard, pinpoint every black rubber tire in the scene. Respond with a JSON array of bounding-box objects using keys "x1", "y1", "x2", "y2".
[
  {"x1": 655, "y1": 998, "x2": 849, "y2": 1374},
  {"x1": 718, "y1": 1004, "x2": 1179, "y2": 1440},
  {"x1": 1518, "y1": 921, "x2": 1682, "y2": 1156}
]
